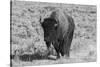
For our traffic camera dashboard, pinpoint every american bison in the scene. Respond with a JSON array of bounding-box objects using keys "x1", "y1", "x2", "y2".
[{"x1": 41, "y1": 10, "x2": 75, "y2": 59}]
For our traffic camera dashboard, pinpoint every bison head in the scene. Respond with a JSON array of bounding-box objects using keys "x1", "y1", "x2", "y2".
[{"x1": 41, "y1": 17, "x2": 59, "y2": 41}]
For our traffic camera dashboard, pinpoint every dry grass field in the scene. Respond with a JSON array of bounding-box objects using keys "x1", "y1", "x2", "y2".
[{"x1": 11, "y1": 1, "x2": 97, "y2": 66}]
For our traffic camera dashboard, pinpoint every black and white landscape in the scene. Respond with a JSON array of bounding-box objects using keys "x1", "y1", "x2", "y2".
[{"x1": 10, "y1": 0, "x2": 97, "y2": 66}]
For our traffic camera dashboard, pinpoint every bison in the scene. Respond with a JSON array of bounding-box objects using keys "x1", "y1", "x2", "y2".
[{"x1": 41, "y1": 10, "x2": 75, "y2": 59}]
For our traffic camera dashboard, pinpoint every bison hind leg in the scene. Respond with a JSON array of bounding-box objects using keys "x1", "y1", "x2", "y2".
[{"x1": 63, "y1": 29, "x2": 74, "y2": 58}]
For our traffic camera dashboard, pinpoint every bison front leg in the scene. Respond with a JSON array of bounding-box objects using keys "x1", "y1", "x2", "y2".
[
  {"x1": 45, "y1": 41, "x2": 51, "y2": 56},
  {"x1": 53, "y1": 40, "x2": 60, "y2": 59},
  {"x1": 58, "y1": 39, "x2": 64, "y2": 56}
]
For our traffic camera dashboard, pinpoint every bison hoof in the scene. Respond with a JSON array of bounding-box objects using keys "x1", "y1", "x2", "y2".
[
  {"x1": 63, "y1": 54, "x2": 70, "y2": 59},
  {"x1": 56, "y1": 55, "x2": 60, "y2": 59}
]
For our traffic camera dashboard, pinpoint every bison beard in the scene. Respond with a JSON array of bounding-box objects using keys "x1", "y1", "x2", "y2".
[{"x1": 41, "y1": 11, "x2": 75, "y2": 59}]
